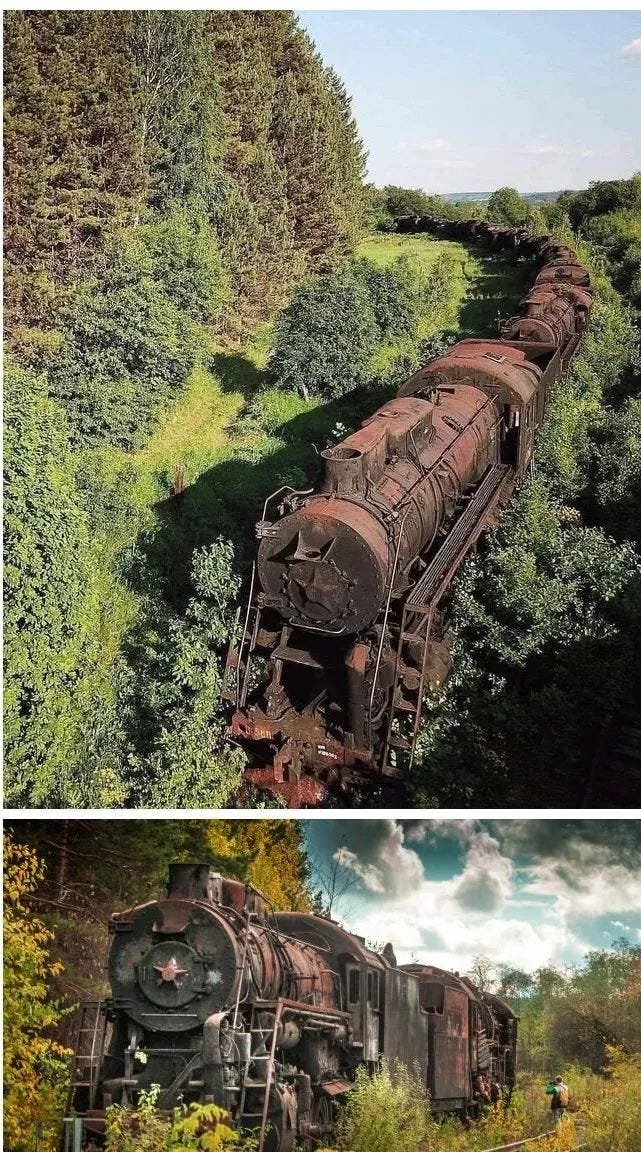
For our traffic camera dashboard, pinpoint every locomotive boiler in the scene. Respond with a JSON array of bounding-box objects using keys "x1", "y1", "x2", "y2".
[
  {"x1": 225, "y1": 220, "x2": 593, "y2": 805},
  {"x1": 65, "y1": 864, "x2": 519, "y2": 1150}
]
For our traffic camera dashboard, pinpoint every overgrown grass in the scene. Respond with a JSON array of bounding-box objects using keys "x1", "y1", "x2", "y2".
[{"x1": 326, "y1": 1053, "x2": 641, "y2": 1152}]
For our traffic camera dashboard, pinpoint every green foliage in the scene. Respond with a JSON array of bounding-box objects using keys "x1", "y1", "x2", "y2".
[
  {"x1": 43, "y1": 234, "x2": 210, "y2": 449},
  {"x1": 414, "y1": 475, "x2": 641, "y2": 806},
  {"x1": 486, "y1": 186, "x2": 532, "y2": 226},
  {"x1": 336, "y1": 1061, "x2": 435, "y2": 1152},
  {"x1": 556, "y1": 176, "x2": 641, "y2": 312},
  {"x1": 496, "y1": 942, "x2": 641, "y2": 1075},
  {"x1": 557, "y1": 173, "x2": 641, "y2": 231},
  {"x1": 380, "y1": 185, "x2": 447, "y2": 220},
  {"x1": 124, "y1": 211, "x2": 229, "y2": 323},
  {"x1": 580, "y1": 1049, "x2": 641, "y2": 1152},
  {"x1": 593, "y1": 396, "x2": 641, "y2": 545},
  {"x1": 270, "y1": 268, "x2": 378, "y2": 399},
  {"x1": 106, "y1": 1091, "x2": 248, "y2": 1152},
  {"x1": 120, "y1": 540, "x2": 246, "y2": 808},
  {"x1": 354, "y1": 256, "x2": 423, "y2": 340},
  {"x1": 3, "y1": 11, "x2": 141, "y2": 334},
  {"x1": 3, "y1": 364, "x2": 124, "y2": 807},
  {"x1": 271, "y1": 247, "x2": 466, "y2": 401},
  {"x1": 3, "y1": 834, "x2": 72, "y2": 1152}
]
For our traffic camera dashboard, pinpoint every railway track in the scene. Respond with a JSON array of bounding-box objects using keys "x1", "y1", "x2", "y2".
[{"x1": 480, "y1": 1133, "x2": 587, "y2": 1152}]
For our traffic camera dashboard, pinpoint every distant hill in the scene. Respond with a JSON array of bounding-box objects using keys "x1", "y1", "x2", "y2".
[{"x1": 443, "y1": 190, "x2": 573, "y2": 204}]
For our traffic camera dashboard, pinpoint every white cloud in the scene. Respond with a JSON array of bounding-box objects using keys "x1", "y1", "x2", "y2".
[
  {"x1": 521, "y1": 846, "x2": 641, "y2": 921},
  {"x1": 346, "y1": 896, "x2": 580, "y2": 975},
  {"x1": 621, "y1": 38, "x2": 641, "y2": 58},
  {"x1": 397, "y1": 137, "x2": 447, "y2": 153},
  {"x1": 323, "y1": 821, "x2": 640, "y2": 975},
  {"x1": 453, "y1": 830, "x2": 514, "y2": 913},
  {"x1": 333, "y1": 847, "x2": 385, "y2": 894}
]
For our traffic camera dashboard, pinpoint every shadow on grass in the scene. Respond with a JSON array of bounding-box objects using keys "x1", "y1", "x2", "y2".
[
  {"x1": 211, "y1": 351, "x2": 269, "y2": 400},
  {"x1": 458, "y1": 247, "x2": 533, "y2": 338},
  {"x1": 138, "y1": 380, "x2": 396, "y2": 610}
]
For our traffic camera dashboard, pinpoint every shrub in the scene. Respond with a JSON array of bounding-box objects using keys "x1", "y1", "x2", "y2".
[
  {"x1": 121, "y1": 210, "x2": 230, "y2": 323},
  {"x1": 43, "y1": 232, "x2": 210, "y2": 448},
  {"x1": 121, "y1": 539, "x2": 246, "y2": 808},
  {"x1": 353, "y1": 256, "x2": 422, "y2": 341},
  {"x1": 269, "y1": 268, "x2": 378, "y2": 399},
  {"x1": 3, "y1": 835, "x2": 72, "y2": 1152},
  {"x1": 594, "y1": 396, "x2": 641, "y2": 545},
  {"x1": 335, "y1": 1061, "x2": 434, "y2": 1152},
  {"x1": 3, "y1": 364, "x2": 120, "y2": 806},
  {"x1": 486, "y1": 186, "x2": 532, "y2": 226}
]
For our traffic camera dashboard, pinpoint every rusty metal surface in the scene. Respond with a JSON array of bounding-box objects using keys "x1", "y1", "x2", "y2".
[{"x1": 400, "y1": 340, "x2": 542, "y2": 408}]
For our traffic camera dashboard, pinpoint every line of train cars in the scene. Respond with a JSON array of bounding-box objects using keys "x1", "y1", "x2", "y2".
[
  {"x1": 224, "y1": 217, "x2": 593, "y2": 806},
  {"x1": 65, "y1": 864, "x2": 518, "y2": 1151}
]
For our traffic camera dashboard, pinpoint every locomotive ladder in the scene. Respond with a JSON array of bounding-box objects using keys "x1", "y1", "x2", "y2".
[
  {"x1": 237, "y1": 999, "x2": 285, "y2": 1152},
  {"x1": 66, "y1": 1000, "x2": 107, "y2": 1113},
  {"x1": 237, "y1": 999, "x2": 350, "y2": 1151},
  {"x1": 382, "y1": 463, "x2": 511, "y2": 774}
]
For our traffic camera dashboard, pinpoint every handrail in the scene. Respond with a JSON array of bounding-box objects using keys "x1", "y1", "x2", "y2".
[{"x1": 366, "y1": 506, "x2": 411, "y2": 750}]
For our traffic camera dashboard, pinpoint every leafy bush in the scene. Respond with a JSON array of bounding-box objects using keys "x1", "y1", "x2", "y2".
[
  {"x1": 335, "y1": 1061, "x2": 435, "y2": 1152},
  {"x1": 535, "y1": 271, "x2": 639, "y2": 503},
  {"x1": 120, "y1": 539, "x2": 246, "y2": 807},
  {"x1": 353, "y1": 256, "x2": 421, "y2": 341},
  {"x1": 106, "y1": 1088, "x2": 246, "y2": 1152},
  {"x1": 486, "y1": 186, "x2": 533, "y2": 226},
  {"x1": 121, "y1": 210, "x2": 230, "y2": 323},
  {"x1": 594, "y1": 396, "x2": 641, "y2": 545},
  {"x1": 44, "y1": 239, "x2": 210, "y2": 448},
  {"x1": 414, "y1": 476, "x2": 641, "y2": 805},
  {"x1": 569, "y1": 1049, "x2": 641, "y2": 1152},
  {"x1": 270, "y1": 268, "x2": 378, "y2": 399},
  {"x1": 3, "y1": 364, "x2": 121, "y2": 806},
  {"x1": 3, "y1": 835, "x2": 72, "y2": 1152}
]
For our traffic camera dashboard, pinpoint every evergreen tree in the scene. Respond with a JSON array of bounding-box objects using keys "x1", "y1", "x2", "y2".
[{"x1": 3, "y1": 12, "x2": 141, "y2": 334}]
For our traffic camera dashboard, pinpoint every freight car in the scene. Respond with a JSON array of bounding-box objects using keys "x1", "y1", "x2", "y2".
[
  {"x1": 64, "y1": 864, "x2": 518, "y2": 1151},
  {"x1": 225, "y1": 221, "x2": 593, "y2": 805}
]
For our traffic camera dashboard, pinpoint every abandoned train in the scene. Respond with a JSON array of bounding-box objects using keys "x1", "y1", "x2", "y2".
[
  {"x1": 66, "y1": 864, "x2": 518, "y2": 1151},
  {"x1": 225, "y1": 219, "x2": 593, "y2": 805}
]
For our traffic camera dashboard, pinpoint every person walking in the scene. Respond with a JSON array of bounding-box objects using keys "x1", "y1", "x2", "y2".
[{"x1": 547, "y1": 1074, "x2": 569, "y2": 1124}]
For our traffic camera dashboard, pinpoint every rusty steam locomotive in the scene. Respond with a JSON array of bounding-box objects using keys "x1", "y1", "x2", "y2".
[
  {"x1": 66, "y1": 864, "x2": 518, "y2": 1150},
  {"x1": 224, "y1": 219, "x2": 593, "y2": 804}
]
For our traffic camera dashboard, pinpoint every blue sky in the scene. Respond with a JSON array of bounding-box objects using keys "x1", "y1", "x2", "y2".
[
  {"x1": 304, "y1": 820, "x2": 641, "y2": 975},
  {"x1": 297, "y1": 12, "x2": 641, "y2": 193}
]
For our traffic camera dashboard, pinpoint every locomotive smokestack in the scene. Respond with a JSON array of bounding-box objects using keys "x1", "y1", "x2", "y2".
[{"x1": 167, "y1": 863, "x2": 222, "y2": 903}]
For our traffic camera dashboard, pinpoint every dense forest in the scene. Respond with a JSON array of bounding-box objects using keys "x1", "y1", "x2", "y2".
[
  {"x1": 4, "y1": 11, "x2": 368, "y2": 808},
  {"x1": 4, "y1": 825, "x2": 641, "y2": 1152},
  {"x1": 4, "y1": 8, "x2": 641, "y2": 811}
]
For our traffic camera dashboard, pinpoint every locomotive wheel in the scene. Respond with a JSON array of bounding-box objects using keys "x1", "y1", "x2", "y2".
[{"x1": 306, "y1": 1091, "x2": 333, "y2": 1149}]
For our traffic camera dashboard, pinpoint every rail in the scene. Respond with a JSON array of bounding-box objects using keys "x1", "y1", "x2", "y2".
[{"x1": 480, "y1": 1133, "x2": 587, "y2": 1152}]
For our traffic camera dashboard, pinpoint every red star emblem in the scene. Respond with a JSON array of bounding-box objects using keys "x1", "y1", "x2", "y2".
[{"x1": 153, "y1": 955, "x2": 189, "y2": 985}]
